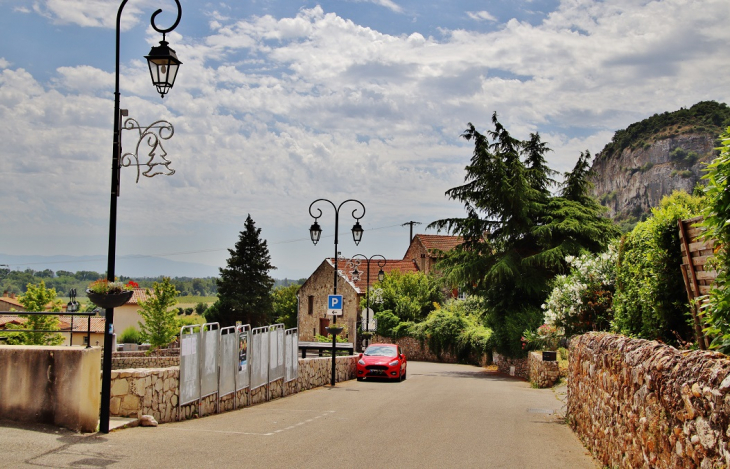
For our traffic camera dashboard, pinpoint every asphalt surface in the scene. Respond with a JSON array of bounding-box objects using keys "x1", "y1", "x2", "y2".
[{"x1": 1, "y1": 361, "x2": 598, "y2": 468}]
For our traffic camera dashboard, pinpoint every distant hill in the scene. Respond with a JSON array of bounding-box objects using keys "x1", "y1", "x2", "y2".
[
  {"x1": 0, "y1": 253, "x2": 221, "y2": 278},
  {"x1": 590, "y1": 101, "x2": 730, "y2": 228}
]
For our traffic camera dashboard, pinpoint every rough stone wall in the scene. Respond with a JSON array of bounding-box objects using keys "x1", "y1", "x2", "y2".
[
  {"x1": 110, "y1": 356, "x2": 357, "y2": 424},
  {"x1": 110, "y1": 348, "x2": 180, "y2": 370},
  {"x1": 569, "y1": 332, "x2": 730, "y2": 468},
  {"x1": 297, "y1": 260, "x2": 359, "y2": 342},
  {"x1": 112, "y1": 356, "x2": 179, "y2": 369},
  {"x1": 528, "y1": 352, "x2": 560, "y2": 388},
  {"x1": 493, "y1": 352, "x2": 529, "y2": 380},
  {"x1": 112, "y1": 348, "x2": 180, "y2": 357},
  {"x1": 403, "y1": 238, "x2": 432, "y2": 273},
  {"x1": 371, "y1": 335, "x2": 489, "y2": 366}
]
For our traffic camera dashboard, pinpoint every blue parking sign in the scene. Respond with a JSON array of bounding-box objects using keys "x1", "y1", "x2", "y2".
[{"x1": 327, "y1": 295, "x2": 343, "y2": 316}]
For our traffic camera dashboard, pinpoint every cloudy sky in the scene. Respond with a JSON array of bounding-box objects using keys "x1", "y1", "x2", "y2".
[{"x1": 1, "y1": 0, "x2": 728, "y2": 279}]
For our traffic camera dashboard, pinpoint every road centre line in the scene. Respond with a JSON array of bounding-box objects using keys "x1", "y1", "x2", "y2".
[{"x1": 167, "y1": 411, "x2": 335, "y2": 436}]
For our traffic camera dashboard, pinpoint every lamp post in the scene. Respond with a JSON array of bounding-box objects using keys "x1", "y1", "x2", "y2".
[
  {"x1": 308, "y1": 199, "x2": 365, "y2": 386},
  {"x1": 100, "y1": 0, "x2": 182, "y2": 434},
  {"x1": 347, "y1": 254, "x2": 385, "y2": 349}
]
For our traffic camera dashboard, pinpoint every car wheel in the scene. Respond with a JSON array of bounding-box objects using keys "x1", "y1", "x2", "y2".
[
  {"x1": 357, "y1": 377, "x2": 363, "y2": 382},
  {"x1": 402, "y1": 370, "x2": 407, "y2": 381}
]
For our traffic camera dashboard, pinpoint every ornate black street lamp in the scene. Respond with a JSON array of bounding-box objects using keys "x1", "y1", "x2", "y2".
[
  {"x1": 308, "y1": 199, "x2": 365, "y2": 386},
  {"x1": 347, "y1": 254, "x2": 386, "y2": 349},
  {"x1": 100, "y1": 0, "x2": 182, "y2": 434}
]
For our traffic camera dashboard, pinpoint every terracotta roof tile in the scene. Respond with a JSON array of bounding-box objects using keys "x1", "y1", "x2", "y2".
[
  {"x1": 0, "y1": 315, "x2": 105, "y2": 333},
  {"x1": 0, "y1": 315, "x2": 25, "y2": 327},
  {"x1": 0, "y1": 296, "x2": 25, "y2": 309},
  {"x1": 128, "y1": 288, "x2": 149, "y2": 305},
  {"x1": 58, "y1": 316, "x2": 106, "y2": 333},
  {"x1": 415, "y1": 234, "x2": 463, "y2": 255}
]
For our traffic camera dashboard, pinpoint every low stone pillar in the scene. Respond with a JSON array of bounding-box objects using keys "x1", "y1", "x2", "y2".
[{"x1": 528, "y1": 351, "x2": 560, "y2": 388}]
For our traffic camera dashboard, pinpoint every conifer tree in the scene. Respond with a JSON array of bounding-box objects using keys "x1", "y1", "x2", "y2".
[
  {"x1": 206, "y1": 215, "x2": 276, "y2": 327},
  {"x1": 430, "y1": 114, "x2": 620, "y2": 356}
]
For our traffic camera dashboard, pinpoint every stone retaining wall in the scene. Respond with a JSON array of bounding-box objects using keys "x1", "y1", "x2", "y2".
[
  {"x1": 528, "y1": 352, "x2": 560, "y2": 388},
  {"x1": 371, "y1": 335, "x2": 489, "y2": 366},
  {"x1": 569, "y1": 332, "x2": 730, "y2": 468},
  {"x1": 110, "y1": 355, "x2": 357, "y2": 424},
  {"x1": 493, "y1": 352, "x2": 529, "y2": 380},
  {"x1": 111, "y1": 348, "x2": 180, "y2": 370},
  {"x1": 112, "y1": 356, "x2": 179, "y2": 370}
]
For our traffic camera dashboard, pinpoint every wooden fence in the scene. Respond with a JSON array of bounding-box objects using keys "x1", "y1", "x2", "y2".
[{"x1": 678, "y1": 216, "x2": 716, "y2": 349}]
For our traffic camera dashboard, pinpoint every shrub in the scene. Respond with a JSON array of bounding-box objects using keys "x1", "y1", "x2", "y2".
[
  {"x1": 612, "y1": 190, "x2": 705, "y2": 345},
  {"x1": 119, "y1": 326, "x2": 140, "y2": 344},
  {"x1": 411, "y1": 299, "x2": 493, "y2": 360},
  {"x1": 541, "y1": 246, "x2": 618, "y2": 337},
  {"x1": 700, "y1": 127, "x2": 730, "y2": 352}
]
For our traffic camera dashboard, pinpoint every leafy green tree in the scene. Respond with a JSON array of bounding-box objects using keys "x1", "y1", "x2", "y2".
[
  {"x1": 194, "y1": 302, "x2": 208, "y2": 316},
  {"x1": 367, "y1": 271, "x2": 443, "y2": 322},
  {"x1": 613, "y1": 191, "x2": 705, "y2": 345},
  {"x1": 272, "y1": 284, "x2": 299, "y2": 329},
  {"x1": 3, "y1": 281, "x2": 64, "y2": 345},
  {"x1": 206, "y1": 215, "x2": 276, "y2": 327},
  {"x1": 411, "y1": 298, "x2": 493, "y2": 362},
  {"x1": 137, "y1": 277, "x2": 179, "y2": 350},
  {"x1": 430, "y1": 114, "x2": 619, "y2": 356}
]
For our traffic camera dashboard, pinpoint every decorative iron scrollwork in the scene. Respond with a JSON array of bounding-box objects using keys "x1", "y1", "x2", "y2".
[{"x1": 120, "y1": 117, "x2": 175, "y2": 183}]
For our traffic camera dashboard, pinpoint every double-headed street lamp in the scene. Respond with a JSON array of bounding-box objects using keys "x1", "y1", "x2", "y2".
[
  {"x1": 100, "y1": 0, "x2": 183, "y2": 434},
  {"x1": 308, "y1": 199, "x2": 365, "y2": 386},
  {"x1": 347, "y1": 254, "x2": 386, "y2": 348}
]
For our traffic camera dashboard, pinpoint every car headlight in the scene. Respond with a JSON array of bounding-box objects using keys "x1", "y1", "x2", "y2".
[
  {"x1": 358, "y1": 360, "x2": 366, "y2": 365},
  {"x1": 389, "y1": 360, "x2": 399, "y2": 367}
]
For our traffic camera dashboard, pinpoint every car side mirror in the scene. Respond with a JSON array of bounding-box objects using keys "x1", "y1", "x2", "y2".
[
  {"x1": 358, "y1": 353, "x2": 363, "y2": 358},
  {"x1": 400, "y1": 354, "x2": 405, "y2": 360}
]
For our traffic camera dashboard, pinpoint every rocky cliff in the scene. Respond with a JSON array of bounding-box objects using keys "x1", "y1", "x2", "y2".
[{"x1": 590, "y1": 132, "x2": 717, "y2": 220}]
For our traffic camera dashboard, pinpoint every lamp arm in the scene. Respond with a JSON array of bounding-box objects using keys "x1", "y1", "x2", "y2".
[
  {"x1": 308, "y1": 198, "x2": 336, "y2": 220},
  {"x1": 339, "y1": 199, "x2": 366, "y2": 221},
  {"x1": 150, "y1": 0, "x2": 183, "y2": 35}
]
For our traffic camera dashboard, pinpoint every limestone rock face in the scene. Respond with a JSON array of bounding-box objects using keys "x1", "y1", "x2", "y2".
[{"x1": 590, "y1": 133, "x2": 716, "y2": 219}]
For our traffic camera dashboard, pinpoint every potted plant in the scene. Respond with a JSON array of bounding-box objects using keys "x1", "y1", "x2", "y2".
[
  {"x1": 86, "y1": 279, "x2": 136, "y2": 309},
  {"x1": 325, "y1": 325, "x2": 344, "y2": 335}
]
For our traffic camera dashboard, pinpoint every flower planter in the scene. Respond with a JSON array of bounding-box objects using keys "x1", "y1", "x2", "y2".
[
  {"x1": 325, "y1": 326, "x2": 344, "y2": 335},
  {"x1": 86, "y1": 289, "x2": 134, "y2": 309}
]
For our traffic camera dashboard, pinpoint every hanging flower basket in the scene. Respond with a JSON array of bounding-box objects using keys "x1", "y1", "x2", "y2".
[
  {"x1": 326, "y1": 326, "x2": 344, "y2": 335},
  {"x1": 86, "y1": 289, "x2": 134, "y2": 309}
]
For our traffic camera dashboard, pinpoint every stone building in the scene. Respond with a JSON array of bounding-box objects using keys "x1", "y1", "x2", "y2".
[{"x1": 297, "y1": 234, "x2": 462, "y2": 342}]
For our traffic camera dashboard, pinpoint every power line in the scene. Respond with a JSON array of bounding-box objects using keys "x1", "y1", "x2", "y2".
[{"x1": 1, "y1": 223, "x2": 407, "y2": 269}]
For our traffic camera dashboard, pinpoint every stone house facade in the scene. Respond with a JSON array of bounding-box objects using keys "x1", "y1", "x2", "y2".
[{"x1": 297, "y1": 234, "x2": 462, "y2": 343}]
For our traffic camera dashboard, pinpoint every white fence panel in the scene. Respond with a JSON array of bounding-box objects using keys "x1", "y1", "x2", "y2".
[
  {"x1": 200, "y1": 323, "x2": 220, "y2": 398},
  {"x1": 179, "y1": 326, "x2": 200, "y2": 406},
  {"x1": 236, "y1": 325, "x2": 251, "y2": 391},
  {"x1": 219, "y1": 326, "x2": 237, "y2": 398}
]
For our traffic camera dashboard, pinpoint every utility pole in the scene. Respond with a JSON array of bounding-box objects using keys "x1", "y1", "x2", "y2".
[{"x1": 402, "y1": 221, "x2": 422, "y2": 244}]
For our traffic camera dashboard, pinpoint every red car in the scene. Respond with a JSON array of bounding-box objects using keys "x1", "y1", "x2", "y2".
[{"x1": 356, "y1": 343, "x2": 407, "y2": 381}]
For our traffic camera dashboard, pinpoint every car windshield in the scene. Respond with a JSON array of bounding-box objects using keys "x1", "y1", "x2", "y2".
[{"x1": 364, "y1": 346, "x2": 398, "y2": 357}]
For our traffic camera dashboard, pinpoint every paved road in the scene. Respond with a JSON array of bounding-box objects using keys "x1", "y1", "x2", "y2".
[{"x1": 1, "y1": 361, "x2": 597, "y2": 468}]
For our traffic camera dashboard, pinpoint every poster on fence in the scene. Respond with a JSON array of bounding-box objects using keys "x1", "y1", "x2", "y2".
[{"x1": 238, "y1": 331, "x2": 248, "y2": 372}]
